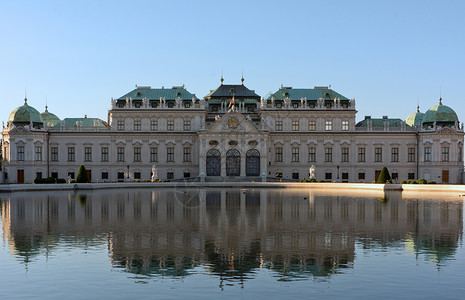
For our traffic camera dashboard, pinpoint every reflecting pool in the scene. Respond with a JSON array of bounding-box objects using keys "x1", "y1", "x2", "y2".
[{"x1": 1, "y1": 188, "x2": 464, "y2": 299}]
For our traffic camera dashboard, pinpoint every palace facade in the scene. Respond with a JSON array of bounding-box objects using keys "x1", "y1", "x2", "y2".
[{"x1": 1, "y1": 79, "x2": 464, "y2": 183}]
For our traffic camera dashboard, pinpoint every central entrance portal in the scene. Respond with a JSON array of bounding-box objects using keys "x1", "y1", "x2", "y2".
[
  {"x1": 226, "y1": 149, "x2": 241, "y2": 176},
  {"x1": 206, "y1": 149, "x2": 221, "y2": 176},
  {"x1": 246, "y1": 149, "x2": 260, "y2": 176}
]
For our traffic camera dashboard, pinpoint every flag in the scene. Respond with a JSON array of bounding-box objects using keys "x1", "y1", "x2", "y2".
[{"x1": 228, "y1": 94, "x2": 235, "y2": 109}]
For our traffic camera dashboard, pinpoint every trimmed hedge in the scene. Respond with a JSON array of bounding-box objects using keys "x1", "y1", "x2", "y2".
[
  {"x1": 377, "y1": 167, "x2": 391, "y2": 183},
  {"x1": 77, "y1": 165, "x2": 89, "y2": 183}
]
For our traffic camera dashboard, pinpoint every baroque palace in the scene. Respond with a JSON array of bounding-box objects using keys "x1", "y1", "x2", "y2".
[{"x1": 1, "y1": 78, "x2": 464, "y2": 183}]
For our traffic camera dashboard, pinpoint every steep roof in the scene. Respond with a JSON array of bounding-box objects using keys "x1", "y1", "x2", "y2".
[
  {"x1": 204, "y1": 84, "x2": 260, "y2": 99},
  {"x1": 8, "y1": 99, "x2": 44, "y2": 125},
  {"x1": 405, "y1": 106, "x2": 424, "y2": 127},
  {"x1": 422, "y1": 99, "x2": 458, "y2": 124},
  {"x1": 356, "y1": 118, "x2": 405, "y2": 127},
  {"x1": 268, "y1": 87, "x2": 349, "y2": 101},
  {"x1": 117, "y1": 87, "x2": 198, "y2": 101}
]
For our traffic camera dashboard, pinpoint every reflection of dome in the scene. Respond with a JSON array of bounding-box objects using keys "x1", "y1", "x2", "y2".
[
  {"x1": 422, "y1": 98, "x2": 459, "y2": 128},
  {"x1": 405, "y1": 106, "x2": 424, "y2": 127},
  {"x1": 41, "y1": 105, "x2": 60, "y2": 127},
  {"x1": 8, "y1": 98, "x2": 44, "y2": 128}
]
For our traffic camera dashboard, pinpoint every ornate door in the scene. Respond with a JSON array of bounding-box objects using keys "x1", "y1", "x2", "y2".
[
  {"x1": 226, "y1": 149, "x2": 241, "y2": 176},
  {"x1": 442, "y1": 170, "x2": 449, "y2": 183},
  {"x1": 246, "y1": 149, "x2": 260, "y2": 176},
  {"x1": 17, "y1": 170, "x2": 24, "y2": 184},
  {"x1": 206, "y1": 149, "x2": 221, "y2": 176}
]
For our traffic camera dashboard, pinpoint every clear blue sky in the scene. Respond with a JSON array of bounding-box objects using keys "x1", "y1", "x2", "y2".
[{"x1": 1, "y1": 0, "x2": 464, "y2": 125}]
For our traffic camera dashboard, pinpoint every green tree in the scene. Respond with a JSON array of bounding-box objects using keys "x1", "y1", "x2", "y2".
[
  {"x1": 377, "y1": 166, "x2": 391, "y2": 183},
  {"x1": 77, "y1": 165, "x2": 89, "y2": 183}
]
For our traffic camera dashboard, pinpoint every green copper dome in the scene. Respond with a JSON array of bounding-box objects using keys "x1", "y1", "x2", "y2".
[
  {"x1": 41, "y1": 105, "x2": 60, "y2": 127},
  {"x1": 8, "y1": 98, "x2": 44, "y2": 128},
  {"x1": 405, "y1": 106, "x2": 424, "y2": 127},
  {"x1": 422, "y1": 98, "x2": 459, "y2": 124}
]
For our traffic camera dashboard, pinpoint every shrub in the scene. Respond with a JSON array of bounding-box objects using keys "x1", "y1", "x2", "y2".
[
  {"x1": 417, "y1": 179, "x2": 427, "y2": 184},
  {"x1": 386, "y1": 179, "x2": 392, "y2": 184},
  {"x1": 317, "y1": 180, "x2": 324, "y2": 183},
  {"x1": 309, "y1": 178, "x2": 317, "y2": 182},
  {"x1": 427, "y1": 181, "x2": 436, "y2": 184},
  {"x1": 34, "y1": 177, "x2": 56, "y2": 184},
  {"x1": 377, "y1": 167, "x2": 391, "y2": 183},
  {"x1": 56, "y1": 178, "x2": 66, "y2": 184},
  {"x1": 70, "y1": 179, "x2": 76, "y2": 183},
  {"x1": 77, "y1": 165, "x2": 88, "y2": 183},
  {"x1": 400, "y1": 180, "x2": 407, "y2": 184}
]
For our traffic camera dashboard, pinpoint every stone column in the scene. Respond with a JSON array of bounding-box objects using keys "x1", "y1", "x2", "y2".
[{"x1": 240, "y1": 153, "x2": 246, "y2": 177}]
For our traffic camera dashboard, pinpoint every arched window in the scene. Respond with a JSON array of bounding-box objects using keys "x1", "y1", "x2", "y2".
[
  {"x1": 246, "y1": 149, "x2": 260, "y2": 176},
  {"x1": 206, "y1": 149, "x2": 221, "y2": 176},
  {"x1": 226, "y1": 149, "x2": 240, "y2": 176}
]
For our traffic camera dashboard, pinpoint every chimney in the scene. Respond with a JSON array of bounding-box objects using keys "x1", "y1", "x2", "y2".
[
  {"x1": 382, "y1": 116, "x2": 388, "y2": 119},
  {"x1": 365, "y1": 116, "x2": 371, "y2": 119}
]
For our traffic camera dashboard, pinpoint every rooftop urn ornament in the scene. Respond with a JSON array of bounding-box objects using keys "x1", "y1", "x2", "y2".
[{"x1": 151, "y1": 165, "x2": 158, "y2": 182}]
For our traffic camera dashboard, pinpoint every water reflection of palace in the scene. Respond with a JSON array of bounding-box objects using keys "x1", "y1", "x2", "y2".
[{"x1": 1, "y1": 189, "x2": 463, "y2": 280}]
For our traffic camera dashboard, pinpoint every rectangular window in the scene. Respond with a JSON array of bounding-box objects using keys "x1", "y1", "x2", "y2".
[
  {"x1": 51, "y1": 172, "x2": 58, "y2": 179},
  {"x1": 167, "y1": 120, "x2": 174, "y2": 131},
  {"x1": 292, "y1": 120, "x2": 299, "y2": 131},
  {"x1": 341, "y1": 147, "x2": 349, "y2": 162},
  {"x1": 150, "y1": 147, "x2": 158, "y2": 162},
  {"x1": 325, "y1": 120, "x2": 332, "y2": 131},
  {"x1": 167, "y1": 172, "x2": 174, "y2": 179},
  {"x1": 275, "y1": 147, "x2": 283, "y2": 162},
  {"x1": 358, "y1": 148, "x2": 366, "y2": 162},
  {"x1": 167, "y1": 147, "x2": 174, "y2": 162},
  {"x1": 134, "y1": 147, "x2": 141, "y2": 162},
  {"x1": 441, "y1": 147, "x2": 449, "y2": 162},
  {"x1": 151, "y1": 120, "x2": 158, "y2": 131},
  {"x1": 358, "y1": 173, "x2": 365, "y2": 180},
  {"x1": 308, "y1": 120, "x2": 316, "y2": 131},
  {"x1": 35, "y1": 146, "x2": 42, "y2": 161},
  {"x1": 68, "y1": 172, "x2": 74, "y2": 179},
  {"x1": 459, "y1": 147, "x2": 462, "y2": 162},
  {"x1": 183, "y1": 147, "x2": 191, "y2": 162},
  {"x1": 308, "y1": 147, "x2": 316, "y2": 162},
  {"x1": 117, "y1": 120, "x2": 125, "y2": 131},
  {"x1": 183, "y1": 120, "x2": 191, "y2": 131},
  {"x1": 134, "y1": 120, "x2": 141, "y2": 131},
  {"x1": 392, "y1": 173, "x2": 398, "y2": 181},
  {"x1": 101, "y1": 172, "x2": 109, "y2": 179},
  {"x1": 36, "y1": 172, "x2": 42, "y2": 179},
  {"x1": 425, "y1": 147, "x2": 432, "y2": 163},
  {"x1": 325, "y1": 147, "x2": 332, "y2": 162},
  {"x1": 292, "y1": 147, "x2": 299, "y2": 162},
  {"x1": 184, "y1": 172, "x2": 191, "y2": 178},
  {"x1": 292, "y1": 172, "x2": 299, "y2": 180},
  {"x1": 117, "y1": 172, "x2": 125, "y2": 180},
  {"x1": 51, "y1": 147, "x2": 58, "y2": 162},
  {"x1": 84, "y1": 147, "x2": 92, "y2": 162},
  {"x1": 275, "y1": 172, "x2": 283, "y2": 178},
  {"x1": 408, "y1": 172, "x2": 415, "y2": 180},
  {"x1": 17, "y1": 146, "x2": 25, "y2": 161},
  {"x1": 101, "y1": 147, "x2": 109, "y2": 162},
  {"x1": 325, "y1": 172, "x2": 332, "y2": 180},
  {"x1": 134, "y1": 172, "x2": 141, "y2": 180},
  {"x1": 342, "y1": 172, "x2": 349, "y2": 180},
  {"x1": 68, "y1": 147, "x2": 75, "y2": 162},
  {"x1": 408, "y1": 147, "x2": 416, "y2": 162},
  {"x1": 117, "y1": 147, "x2": 125, "y2": 162},
  {"x1": 391, "y1": 147, "x2": 399, "y2": 162},
  {"x1": 275, "y1": 120, "x2": 283, "y2": 131},
  {"x1": 375, "y1": 147, "x2": 382, "y2": 162},
  {"x1": 342, "y1": 120, "x2": 349, "y2": 131}
]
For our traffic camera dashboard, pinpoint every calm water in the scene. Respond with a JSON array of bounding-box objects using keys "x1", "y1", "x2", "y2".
[{"x1": 0, "y1": 188, "x2": 464, "y2": 299}]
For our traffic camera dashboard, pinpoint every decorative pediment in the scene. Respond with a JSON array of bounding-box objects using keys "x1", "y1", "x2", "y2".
[
  {"x1": 435, "y1": 126, "x2": 458, "y2": 135},
  {"x1": 204, "y1": 111, "x2": 261, "y2": 134},
  {"x1": 8, "y1": 126, "x2": 31, "y2": 135}
]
